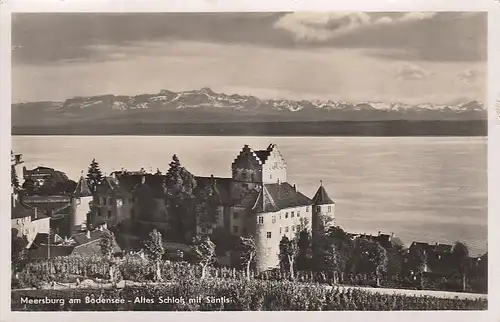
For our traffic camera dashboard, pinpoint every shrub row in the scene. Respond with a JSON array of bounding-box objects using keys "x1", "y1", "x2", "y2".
[{"x1": 12, "y1": 279, "x2": 487, "y2": 311}]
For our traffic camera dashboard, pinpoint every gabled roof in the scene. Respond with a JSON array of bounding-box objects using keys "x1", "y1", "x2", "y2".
[
  {"x1": 27, "y1": 244, "x2": 76, "y2": 260},
  {"x1": 252, "y1": 185, "x2": 280, "y2": 213},
  {"x1": 312, "y1": 184, "x2": 334, "y2": 205},
  {"x1": 73, "y1": 175, "x2": 92, "y2": 197},
  {"x1": 71, "y1": 230, "x2": 103, "y2": 245},
  {"x1": 254, "y1": 150, "x2": 271, "y2": 163},
  {"x1": 11, "y1": 201, "x2": 36, "y2": 219},
  {"x1": 238, "y1": 182, "x2": 312, "y2": 213}
]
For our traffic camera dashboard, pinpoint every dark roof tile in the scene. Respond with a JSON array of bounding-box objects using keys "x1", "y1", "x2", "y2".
[{"x1": 312, "y1": 185, "x2": 334, "y2": 205}]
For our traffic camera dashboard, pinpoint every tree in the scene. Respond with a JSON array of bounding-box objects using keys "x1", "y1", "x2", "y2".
[
  {"x1": 143, "y1": 229, "x2": 165, "y2": 281},
  {"x1": 452, "y1": 241, "x2": 470, "y2": 292},
  {"x1": 86, "y1": 158, "x2": 104, "y2": 194},
  {"x1": 22, "y1": 177, "x2": 35, "y2": 195},
  {"x1": 296, "y1": 229, "x2": 313, "y2": 271},
  {"x1": 11, "y1": 166, "x2": 20, "y2": 190},
  {"x1": 195, "y1": 183, "x2": 220, "y2": 233},
  {"x1": 191, "y1": 236, "x2": 216, "y2": 279},
  {"x1": 165, "y1": 154, "x2": 197, "y2": 240},
  {"x1": 99, "y1": 230, "x2": 116, "y2": 281},
  {"x1": 239, "y1": 236, "x2": 257, "y2": 280},
  {"x1": 11, "y1": 229, "x2": 28, "y2": 272},
  {"x1": 279, "y1": 236, "x2": 299, "y2": 280},
  {"x1": 352, "y1": 238, "x2": 388, "y2": 287},
  {"x1": 403, "y1": 248, "x2": 427, "y2": 287}
]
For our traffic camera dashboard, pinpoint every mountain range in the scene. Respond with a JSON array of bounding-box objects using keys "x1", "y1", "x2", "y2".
[{"x1": 11, "y1": 88, "x2": 487, "y2": 136}]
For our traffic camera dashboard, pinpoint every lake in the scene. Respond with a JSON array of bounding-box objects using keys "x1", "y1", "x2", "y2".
[{"x1": 12, "y1": 136, "x2": 488, "y2": 256}]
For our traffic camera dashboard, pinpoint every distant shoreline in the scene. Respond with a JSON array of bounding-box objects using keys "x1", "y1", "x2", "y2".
[{"x1": 11, "y1": 120, "x2": 487, "y2": 136}]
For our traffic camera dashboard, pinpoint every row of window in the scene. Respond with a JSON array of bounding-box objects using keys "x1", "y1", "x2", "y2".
[{"x1": 266, "y1": 225, "x2": 301, "y2": 239}]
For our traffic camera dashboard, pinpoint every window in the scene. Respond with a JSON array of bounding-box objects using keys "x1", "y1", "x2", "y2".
[
  {"x1": 272, "y1": 216, "x2": 276, "y2": 224},
  {"x1": 306, "y1": 207, "x2": 310, "y2": 212},
  {"x1": 316, "y1": 206, "x2": 321, "y2": 212},
  {"x1": 201, "y1": 227, "x2": 207, "y2": 233},
  {"x1": 270, "y1": 174, "x2": 273, "y2": 180},
  {"x1": 258, "y1": 216, "x2": 264, "y2": 224},
  {"x1": 233, "y1": 226, "x2": 239, "y2": 234},
  {"x1": 233, "y1": 212, "x2": 239, "y2": 219},
  {"x1": 291, "y1": 211, "x2": 295, "y2": 218},
  {"x1": 103, "y1": 198, "x2": 107, "y2": 206},
  {"x1": 267, "y1": 232, "x2": 272, "y2": 239},
  {"x1": 285, "y1": 212, "x2": 289, "y2": 219},
  {"x1": 280, "y1": 227, "x2": 282, "y2": 234},
  {"x1": 328, "y1": 206, "x2": 332, "y2": 212},
  {"x1": 285, "y1": 226, "x2": 289, "y2": 233},
  {"x1": 297, "y1": 211, "x2": 300, "y2": 217},
  {"x1": 108, "y1": 210, "x2": 112, "y2": 218}
]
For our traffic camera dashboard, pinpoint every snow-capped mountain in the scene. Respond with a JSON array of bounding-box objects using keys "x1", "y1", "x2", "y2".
[{"x1": 11, "y1": 88, "x2": 486, "y2": 128}]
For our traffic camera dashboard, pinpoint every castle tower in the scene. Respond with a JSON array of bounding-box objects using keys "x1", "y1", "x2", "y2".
[
  {"x1": 312, "y1": 181, "x2": 335, "y2": 234},
  {"x1": 252, "y1": 185, "x2": 280, "y2": 271},
  {"x1": 70, "y1": 173, "x2": 93, "y2": 233}
]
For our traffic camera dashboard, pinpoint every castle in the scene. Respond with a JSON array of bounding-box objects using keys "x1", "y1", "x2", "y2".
[{"x1": 14, "y1": 144, "x2": 336, "y2": 270}]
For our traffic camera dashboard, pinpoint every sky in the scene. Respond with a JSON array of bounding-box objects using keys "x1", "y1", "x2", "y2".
[{"x1": 11, "y1": 12, "x2": 487, "y2": 105}]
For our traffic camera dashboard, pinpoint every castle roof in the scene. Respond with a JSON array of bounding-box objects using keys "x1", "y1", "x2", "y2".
[
  {"x1": 195, "y1": 176, "x2": 232, "y2": 206},
  {"x1": 312, "y1": 184, "x2": 334, "y2": 205},
  {"x1": 240, "y1": 182, "x2": 312, "y2": 213},
  {"x1": 252, "y1": 185, "x2": 280, "y2": 213},
  {"x1": 11, "y1": 200, "x2": 36, "y2": 219},
  {"x1": 73, "y1": 175, "x2": 92, "y2": 197}
]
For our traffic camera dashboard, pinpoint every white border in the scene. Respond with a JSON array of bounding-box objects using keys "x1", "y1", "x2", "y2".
[{"x1": 1, "y1": 1, "x2": 499, "y2": 321}]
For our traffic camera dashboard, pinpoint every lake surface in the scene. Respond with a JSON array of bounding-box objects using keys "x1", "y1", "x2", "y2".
[{"x1": 12, "y1": 136, "x2": 488, "y2": 256}]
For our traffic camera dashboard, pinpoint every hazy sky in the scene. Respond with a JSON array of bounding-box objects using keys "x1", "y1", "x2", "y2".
[{"x1": 11, "y1": 12, "x2": 486, "y2": 104}]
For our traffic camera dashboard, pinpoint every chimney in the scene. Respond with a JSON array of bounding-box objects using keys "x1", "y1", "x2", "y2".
[
  {"x1": 293, "y1": 184, "x2": 296, "y2": 191},
  {"x1": 86, "y1": 230, "x2": 91, "y2": 239},
  {"x1": 378, "y1": 231, "x2": 381, "y2": 236}
]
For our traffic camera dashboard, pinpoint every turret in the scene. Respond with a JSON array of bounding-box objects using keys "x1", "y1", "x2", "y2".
[
  {"x1": 70, "y1": 172, "x2": 93, "y2": 232},
  {"x1": 312, "y1": 180, "x2": 335, "y2": 234}
]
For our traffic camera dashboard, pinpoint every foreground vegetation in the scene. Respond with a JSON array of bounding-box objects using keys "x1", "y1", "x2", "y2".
[{"x1": 12, "y1": 278, "x2": 487, "y2": 311}]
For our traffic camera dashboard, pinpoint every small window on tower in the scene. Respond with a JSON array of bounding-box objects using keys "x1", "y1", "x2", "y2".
[
  {"x1": 267, "y1": 232, "x2": 272, "y2": 239},
  {"x1": 285, "y1": 212, "x2": 289, "y2": 219},
  {"x1": 291, "y1": 211, "x2": 295, "y2": 218},
  {"x1": 258, "y1": 216, "x2": 264, "y2": 224},
  {"x1": 306, "y1": 206, "x2": 310, "y2": 212}
]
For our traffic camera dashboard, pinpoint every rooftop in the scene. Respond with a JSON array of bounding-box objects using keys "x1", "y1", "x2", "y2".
[
  {"x1": 73, "y1": 175, "x2": 92, "y2": 197},
  {"x1": 312, "y1": 184, "x2": 335, "y2": 205}
]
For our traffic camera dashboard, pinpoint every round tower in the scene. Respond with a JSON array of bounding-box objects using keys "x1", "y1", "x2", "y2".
[
  {"x1": 70, "y1": 173, "x2": 93, "y2": 232},
  {"x1": 312, "y1": 181, "x2": 335, "y2": 235}
]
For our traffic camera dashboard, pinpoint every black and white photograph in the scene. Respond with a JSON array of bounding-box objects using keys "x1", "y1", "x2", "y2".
[{"x1": 3, "y1": 5, "x2": 495, "y2": 313}]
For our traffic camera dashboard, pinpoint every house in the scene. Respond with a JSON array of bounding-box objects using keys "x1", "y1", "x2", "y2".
[
  {"x1": 22, "y1": 166, "x2": 69, "y2": 187},
  {"x1": 11, "y1": 200, "x2": 50, "y2": 243},
  {"x1": 21, "y1": 195, "x2": 72, "y2": 237},
  {"x1": 27, "y1": 224, "x2": 122, "y2": 260},
  {"x1": 408, "y1": 241, "x2": 455, "y2": 275}
]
